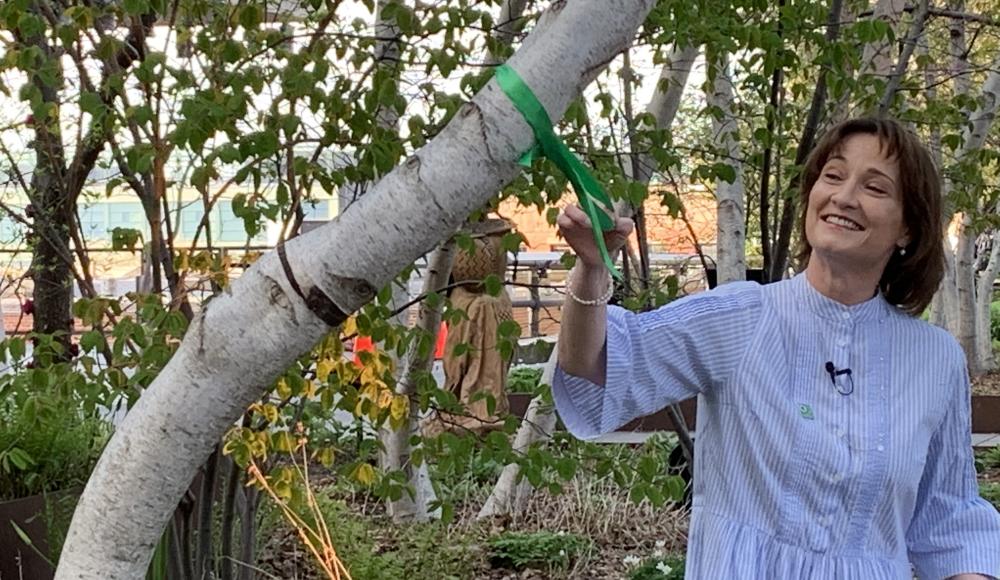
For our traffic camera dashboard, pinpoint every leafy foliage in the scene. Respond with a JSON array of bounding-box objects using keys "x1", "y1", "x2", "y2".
[
  {"x1": 487, "y1": 530, "x2": 592, "y2": 572},
  {"x1": 0, "y1": 397, "x2": 109, "y2": 501}
]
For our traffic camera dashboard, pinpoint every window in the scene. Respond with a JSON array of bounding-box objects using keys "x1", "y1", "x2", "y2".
[
  {"x1": 106, "y1": 202, "x2": 149, "y2": 237},
  {"x1": 78, "y1": 204, "x2": 109, "y2": 240}
]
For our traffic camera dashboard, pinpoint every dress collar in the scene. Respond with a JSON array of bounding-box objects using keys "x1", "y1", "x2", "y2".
[{"x1": 792, "y1": 272, "x2": 889, "y2": 324}]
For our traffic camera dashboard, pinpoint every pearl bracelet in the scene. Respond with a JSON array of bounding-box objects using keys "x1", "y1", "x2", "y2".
[{"x1": 565, "y1": 267, "x2": 613, "y2": 306}]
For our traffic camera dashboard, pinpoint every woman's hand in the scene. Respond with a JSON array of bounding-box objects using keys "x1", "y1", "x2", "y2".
[{"x1": 556, "y1": 204, "x2": 634, "y2": 270}]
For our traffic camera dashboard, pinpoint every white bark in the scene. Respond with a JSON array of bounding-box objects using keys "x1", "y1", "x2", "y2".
[
  {"x1": 55, "y1": 2, "x2": 655, "y2": 577},
  {"x1": 932, "y1": 243, "x2": 960, "y2": 334},
  {"x1": 946, "y1": 53, "x2": 1000, "y2": 373},
  {"x1": 975, "y1": 231, "x2": 1000, "y2": 371},
  {"x1": 379, "y1": 242, "x2": 454, "y2": 522},
  {"x1": 956, "y1": 214, "x2": 979, "y2": 370},
  {"x1": 477, "y1": 347, "x2": 558, "y2": 519},
  {"x1": 859, "y1": 0, "x2": 906, "y2": 80},
  {"x1": 633, "y1": 44, "x2": 699, "y2": 184},
  {"x1": 708, "y1": 53, "x2": 746, "y2": 284}
]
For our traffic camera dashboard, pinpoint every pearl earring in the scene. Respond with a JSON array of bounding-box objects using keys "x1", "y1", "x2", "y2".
[{"x1": 898, "y1": 247, "x2": 907, "y2": 257}]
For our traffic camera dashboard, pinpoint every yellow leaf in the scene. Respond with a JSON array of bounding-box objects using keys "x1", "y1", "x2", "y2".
[
  {"x1": 316, "y1": 358, "x2": 335, "y2": 382},
  {"x1": 276, "y1": 377, "x2": 291, "y2": 399},
  {"x1": 342, "y1": 316, "x2": 358, "y2": 337},
  {"x1": 377, "y1": 388, "x2": 393, "y2": 409},
  {"x1": 315, "y1": 447, "x2": 335, "y2": 468},
  {"x1": 390, "y1": 395, "x2": 409, "y2": 422},
  {"x1": 258, "y1": 403, "x2": 279, "y2": 425},
  {"x1": 352, "y1": 463, "x2": 376, "y2": 486},
  {"x1": 274, "y1": 431, "x2": 295, "y2": 453}
]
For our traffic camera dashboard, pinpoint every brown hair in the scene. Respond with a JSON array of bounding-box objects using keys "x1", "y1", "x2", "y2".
[{"x1": 795, "y1": 118, "x2": 944, "y2": 316}]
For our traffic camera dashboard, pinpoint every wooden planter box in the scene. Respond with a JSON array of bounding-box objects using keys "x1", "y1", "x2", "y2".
[
  {"x1": 509, "y1": 394, "x2": 1000, "y2": 434},
  {"x1": 0, "y1": 489, "x2": 79, "y2": 580}
]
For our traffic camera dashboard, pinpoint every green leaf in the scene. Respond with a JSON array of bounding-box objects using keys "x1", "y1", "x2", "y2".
[
  {"x1": 79, "y1": 91, "x2": 104, "y2": 116},
  {"x1": 713, "y1": 162, "x2": 737, "y2": 184},
  {"x1": 80, "y1": 330, "x2": 103, "y2": 353},
  {"x1": 123, "y1": 0, "x2": 149, "y2": 15},
  {"x1": 483, "y1": 274, "x2": 502, "y2": 297},
  {"x1": 16, "y1": 13, "x2": 45, "y2": 38},
  {"x1": 111, "y1": 227, "x2": 142, "y2": 251}
]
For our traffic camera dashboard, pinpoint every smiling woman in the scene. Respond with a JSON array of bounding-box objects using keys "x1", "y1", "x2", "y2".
[
  {"x1": 554, "y1": 117, "x2": 1000, "y2": 579},
  {"x1": 796, "y1": 118, "x2": 945, "y2": 315}
]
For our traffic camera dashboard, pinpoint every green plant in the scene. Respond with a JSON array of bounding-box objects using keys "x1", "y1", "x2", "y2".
[
  {"x1": 487, "y1": 530, "x2": 592, "y2": 572},
  {"x1": 507, "y1": 366, "x2": 544, "y2": 394},
  {"x1": 980, "y1": 482, "x2": 1000, "y2": 510},
  {"x1": 0, "y1": 398, "x2": 110, "y2": 501},
  {"x1": 628, "y1": 555, "x2": 686, "y2": 580},
  {"x1": 265, "y1": 488, "x2": 478, "y2": 580}
]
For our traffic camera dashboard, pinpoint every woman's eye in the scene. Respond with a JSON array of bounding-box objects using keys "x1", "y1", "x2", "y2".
[
  {"x1": 867, "y1": 184, "x2": 887, "y2": 194},
  {"x1": 824, "y1": 172, "x2": 842, "y2": 180}
]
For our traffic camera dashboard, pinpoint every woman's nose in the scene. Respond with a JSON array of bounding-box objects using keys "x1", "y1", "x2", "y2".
[{"x1": 829, "y1": 181, "x2": 860, "y2": 208}]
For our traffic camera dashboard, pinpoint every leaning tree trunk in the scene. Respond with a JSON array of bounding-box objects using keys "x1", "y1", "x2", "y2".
[
  {"x1": 478, "y1": 347, "x2": 558, "y2": 519},
  {"x1": 946, "y1": 52, "x2": 1000, "y2": 374},
  {"x1": 54, "y1": 2, "x2": 656, "y2": 577},
  {"x1": 932, "y1": 7, "x2": 973, "y2": 334},
  {"x1": 378, "y1": 240, "x2": 454, "y2": 521},
  {"x1": 829, "y1": 0, "x2": 905, "y2": 122},
  {"x1": 708, "y1": 52, "x2": 746, "y2": 284},
  {"x1": 479, "y1": 43, "x2": 699, "y2": 519}
]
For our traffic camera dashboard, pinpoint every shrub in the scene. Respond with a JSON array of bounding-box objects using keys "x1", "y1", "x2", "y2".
[
  {"x1": 507, "y1": 366, "x2": 544, "y2": 394},
  {"x1": 487, "y1": 530, "x2": 591, "y2": 572},
  {"x1": 0, "y1": 402, "x2": 109, "y2": 501}
]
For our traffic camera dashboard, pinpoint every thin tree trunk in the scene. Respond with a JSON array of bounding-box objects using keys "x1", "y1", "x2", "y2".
[
  {"x1": 946, "y1": 52, "x2": 1000, "y2": 373},
  {"x1": 975, "y1": 231, "x2": 1000, "y2": 371},
  {"x1": 708, "y1": 53, "x2": 746, "y2": 284},
  {"x1": 770, "y1": 0, "x2": 843, "y2": 280},
  {"x1": 379, "y1": 240, "x2": 454, "y2": 522},
  {"x1": 55, "y1": 3, "x2": 656, "y2": 576},
  {"x1": 478, "y1": 347, "x2": 558, "y2": 519},
  {"x1": 195, "y1": 447, "x2": 219, "y2": 578},
  {"x1": 956, "y1": 215, "x2": 979, "y2": 371},
  {"x1": 760, "y1": 0, "x2": 783, "y2": 279},
  {"x1": 219, "y1": 455, "x2": 240, "y2": 580},
  {"x1": 876, "y1": 0, "x2": 929, "y2": 116}
]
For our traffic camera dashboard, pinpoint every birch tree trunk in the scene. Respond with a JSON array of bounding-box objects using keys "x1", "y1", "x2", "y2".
[
  {"x1": 975, "y1": 231, "x2": 1000, "y2": 371},
  {"x1": 55, "y1": 2, "x2": 655, "y2": 577},
  {"x1": 947, "y1": 53, "x2": 1000, "y2": 374},
  {"x1": 933, "y1": 7, "x2": 972, "y2": 333},
  {"x1": 379, "y1": 241, "x2": 454, "y2": 521},
  {"x1": 478, "y1": 44, "x2": 698, "y2": 519},
  {"x1": 708, "y1": 53, "x2": 746, "y2": 284},
  {"x1": 830, "y1": 0, "x2": 904, "y2": 122},
  {"x1": 478, "y1": 348, "x2": 558, "y2": 519}
]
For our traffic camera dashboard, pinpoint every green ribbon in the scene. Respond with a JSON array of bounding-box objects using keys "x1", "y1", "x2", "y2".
[{"x1": 494, "y1": 64, "x2": 622, "y2": 280}]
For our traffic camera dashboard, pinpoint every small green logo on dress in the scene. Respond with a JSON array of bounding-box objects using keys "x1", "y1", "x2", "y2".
[{"x1": 799, "y1": 404, "x2": 815, "y2": 420}]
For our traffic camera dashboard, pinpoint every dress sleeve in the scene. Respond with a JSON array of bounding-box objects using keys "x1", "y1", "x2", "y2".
[
  {"x1": 551, "y1": 281, "x2": 762, "y2": 440},
  {"x1": 907, "y1": 347, "x2": 1000, "y2": 579}
]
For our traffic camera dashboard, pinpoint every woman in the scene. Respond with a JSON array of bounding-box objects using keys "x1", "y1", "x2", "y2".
[{"x1": 554, "y1": 118, "x2": 1000, "y2": 579}]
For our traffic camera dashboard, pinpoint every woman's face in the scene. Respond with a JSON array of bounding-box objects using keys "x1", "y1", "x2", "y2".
[{"x1": 805, "y1": 133, "x2": 909, "y2": 272}]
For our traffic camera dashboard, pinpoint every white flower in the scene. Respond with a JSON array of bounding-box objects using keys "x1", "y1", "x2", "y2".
[
  {"x1": 559, "y1": 549, "x2": 566, "y2": 557},
  {"x1": 654, "y1": 540, "x2": 666, "y2": 549},
  {"x1": 556, "y1": 531, "x2": 566, "y2": 536},
  {"x1": 656, "y1": 561, "x2": 673, "y2": 575},
  {"x1": 623, "y1": 554, "x2": 641, "y2": 568},
  {"x1": 653, "y1": 548, "x2": 665, "y2": 558}
]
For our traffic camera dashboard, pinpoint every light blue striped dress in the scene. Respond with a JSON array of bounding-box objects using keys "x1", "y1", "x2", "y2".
[{"x1": 553, "y1": 273, "x2": 1000, "y2": 579}]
